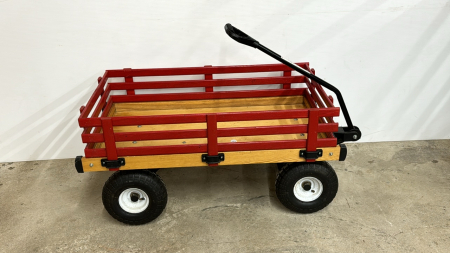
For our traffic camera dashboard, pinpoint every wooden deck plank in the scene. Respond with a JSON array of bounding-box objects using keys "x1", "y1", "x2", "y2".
[{"x1": 81, "y1": 146, "x2": 341, "y2": 172}]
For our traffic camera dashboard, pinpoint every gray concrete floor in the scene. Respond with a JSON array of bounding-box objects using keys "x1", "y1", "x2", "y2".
[{"x1": 0, "y1": 140, "x2": 449, "y2": 253}]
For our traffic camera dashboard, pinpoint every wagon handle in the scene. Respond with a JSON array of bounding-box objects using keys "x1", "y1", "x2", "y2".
[{"x1": 224, "y1": 23, "x2": 361, "y2": 143}]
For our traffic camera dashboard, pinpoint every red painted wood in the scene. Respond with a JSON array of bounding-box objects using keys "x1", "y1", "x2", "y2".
[
  {"x1": 111, "y1": 114, "x2": 207, "y2": 126},
  {"x1": 118, "y1": 144, "x2": 207, "y2": 156},
  {"x1": 81, "y1": 123, "x2": 338, "y2": 144},
  {"x1": 124, "y1": 68, "x2": 136, "y2": 95},
  {"x1": 111, "y1": 88, "x2": 306, "y2": 103},
  {"x1": 79, "y1": 71, "x2": 108, "y2": 120},
  {"x1": 216, "y1": 109, "x2": 309, "y2": 122},
  {"x1": 114, "y1": 129, "x2": 207, "y2": 142},
  {"x1": 101, "y1": 118, "x2": 118, "y2": 162},
  {"x1": 283, "y1": 70, "x2": 292, "y2": 89},
  {"x1": 82, "y1": 133, "x2": 104, "y2": 143},
  {"x1": 306, "y1": 109, "x2": 319, "y2": 162},
  {"x1": 204, "y1": 65, "x2": 213, "y2": 92},
  {"x1": 304, "y1": 65, "x2": 334, "y2": 108},
  {"x1": 91, "y1": 84, "x2": 112, "y2": 120},
  {"x1": 206, "y1": 114, "x2": 219, "y2": 166},
  {"x1": 219, "y1": 125, "x2": 307, "y2": 137},
  {"x1": 217, "y1": 138, "x2": 336, "y2": 153},
  {"x1": 106, "y1": 63, "x2": 310, "y2": 78},
  {"x1": 100, "y1": 98, "x2": 114, "y2": 117},
  {"x1": 109, "y1": 76, "x2": 306, "y2": 90}
]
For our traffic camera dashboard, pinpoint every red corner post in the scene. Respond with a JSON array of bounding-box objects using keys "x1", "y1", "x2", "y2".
[
  {"x1": 306, "y1": 109, "x2": 319, "y2": 162},
  {"x1": 101, "y1": 118, "x2": 119, "y2": 171},
  {"x1": 206, "y1": 114, "x2": 218, "y2": 166}
]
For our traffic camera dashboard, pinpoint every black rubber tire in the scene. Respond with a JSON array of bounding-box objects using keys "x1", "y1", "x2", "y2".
[
  {"x1": 276, "y1": 163, "x2": 289, "y2": 171},
  {"x1": 275, "y1": 162, "x2": 338, "y2": 213},
  {"x1": 102, "y1": 170, "x2": 167, "y2": 225}
]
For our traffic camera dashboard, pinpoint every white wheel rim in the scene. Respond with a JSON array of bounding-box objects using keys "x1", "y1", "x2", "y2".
[
  {"x1": 293, "y1": 177, "x2": 323, "y2": 202},
  {"x1": 118, "y1": 188, "x2": 150, "y2": 213}
]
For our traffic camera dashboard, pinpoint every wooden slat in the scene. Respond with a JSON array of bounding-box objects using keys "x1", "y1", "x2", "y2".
[
  {"x1": 81, "y1": 146, "x2": 341, "y2": 172},
  {"x1": 114, "y1": 96, "x2": 304, "y2": 112},
  {"x1": 114, "y1": 104, "x2": 306, "y2": 117}
]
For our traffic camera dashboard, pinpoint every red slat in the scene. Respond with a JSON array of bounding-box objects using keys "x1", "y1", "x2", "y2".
[
  {"x1": 106, "y1": 63, "x2": 309, "y2": 78},
  {"x1": 111, "y1": 88, "x2": 306, "y2": 103},
  {"x1": 91, "y1": 84, "x2": 112, "y2": 120},
  {"x1": 218, "y1": 125, "x2": 308, "y2": 137},
  {"x1": 218, "y1": 138, "x2": 337, "y2": 152},
  {"x1": 109, "y1": 76, "x2": 306, "y2": 90},
  {"x1": 82, "y1": 133, "x2": 104, "y2": 143},
  {"x1": 114, "y1": 129, "x2": 207, "y2": 142},
  {"x1": 216, "y1": 109, "x2": 309, "y2": 122},
  {"x1": 111, "y1": 114, "x2": 207, "y2": 126},
  {"x1": 304, "y1": 65, "x2": 334, "y2": 107},
  {"x1": 117, "y1": 144, "x2": 207, "y2": 156},
  {"x1": 79, "y1": 71, "x2": 108, "y2": 119}
]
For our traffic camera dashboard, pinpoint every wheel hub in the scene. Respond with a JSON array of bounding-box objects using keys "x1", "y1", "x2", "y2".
[
  {"x1": 118, "y1": 188, "x2": 150, "y2": 213},
  {"x1": 293, "y1": 177, "x2": 323, "y2": 202}
]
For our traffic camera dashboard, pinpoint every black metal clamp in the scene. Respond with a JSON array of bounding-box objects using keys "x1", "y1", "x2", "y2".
[
  {"x1": 300, "y1": 149, "x2": 323, "y2": 160},
  {"x1": 101, "y1": 158, "x2": 126, "y2": 169},
  {"x1": 202, "y1": 153, "x2": 225, "y2": 164},
  {"x1": 225, "y1": 23, "x2": 362, "y2": 144}
]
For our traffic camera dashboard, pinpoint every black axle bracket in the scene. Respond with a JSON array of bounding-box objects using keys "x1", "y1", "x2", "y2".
[
  {"x1": 334, "y1": 126, "x2": 362, "y2": 144},
  {"x1": 202, "y1": 153, "x2": 225, "y2": 164},
  {"x1": 101, "y1": 158, "x2": 125, "y2": 169}
]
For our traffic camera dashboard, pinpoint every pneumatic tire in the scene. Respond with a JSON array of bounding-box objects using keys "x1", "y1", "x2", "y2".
[
  {"x1": 102, "y1": 170, "x2": 167, "y2": 225},
  {"x1": 275, "y1": 162, "x2": 338, "y2": 213}
]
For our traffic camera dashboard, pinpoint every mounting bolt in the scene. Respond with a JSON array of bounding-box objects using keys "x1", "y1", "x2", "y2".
[
  {"x1": 300, "y1": 133, "x2": 305, "y2": 136},
  {"x1": 329, "y1": 152, "x2": 333, "y2": 156},
  {"x1": 89, "y1": 163, "x2": 94, "y2": 167},
  {"x1": 137, "y1": 125, "x2": 142, "y2": 128},
  {"x1": 353, "y1": 135, "x2": 357, "y2": 139},
  {"x1": 133, "y1": 141, "x2": 137, "y2": 144}
]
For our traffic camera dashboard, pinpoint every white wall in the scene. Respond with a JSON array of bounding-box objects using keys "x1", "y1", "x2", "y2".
[{"x1": 1, "y1": 0, "x2": 449, "y2": 162}]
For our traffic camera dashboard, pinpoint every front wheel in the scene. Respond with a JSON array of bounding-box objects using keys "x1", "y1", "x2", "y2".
[
  {"x1": 275, "y1": 162, "x2": 338, "y2": 213},
  {"x1": 102, "y1": 170, "x2": 167, "y2": 225}
]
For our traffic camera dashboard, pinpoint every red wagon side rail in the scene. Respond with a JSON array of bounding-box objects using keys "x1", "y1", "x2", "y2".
[{"x1": 77, "y1": 63, "x2": 344, "y2": 172}]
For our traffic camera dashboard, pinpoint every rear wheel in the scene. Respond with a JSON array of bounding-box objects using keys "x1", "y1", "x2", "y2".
[
  {"x1": 275, "y1": 162, "x2": 338, "y2": 213},
  {"x1": 102, "y1": 170, "x2": 167, "y2": 225}
]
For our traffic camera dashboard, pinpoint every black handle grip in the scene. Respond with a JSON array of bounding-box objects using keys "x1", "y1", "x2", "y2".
[{"x1": 224, "y1": 23, "x2": 259, "y2": 48}]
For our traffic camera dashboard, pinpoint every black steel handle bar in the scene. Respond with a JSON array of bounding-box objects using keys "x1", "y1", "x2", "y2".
[{"x1": 225, "y1": 23, "x2": 357, "y2": 133}]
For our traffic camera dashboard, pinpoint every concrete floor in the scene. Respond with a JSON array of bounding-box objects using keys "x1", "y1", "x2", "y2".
[{"x1": 0, "y1": 140, "x2": 449, "y2": 252}]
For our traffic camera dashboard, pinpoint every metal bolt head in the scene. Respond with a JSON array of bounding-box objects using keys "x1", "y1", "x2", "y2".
[
  {"x1": 89, "y1": 163, "x2": 94, "y2": 167},
  {"x1": 133, "y1": 141, "x2": 137, "y2": 144},
  {"x1": 329, "y1": 152, "x2": 333, "y2": 156},
  {"x1": 353, "y1": 135, "x2": 358, "y2": 140},
  {"x1": 137, "y1": 125, "x2": 142, "y2": 128}
]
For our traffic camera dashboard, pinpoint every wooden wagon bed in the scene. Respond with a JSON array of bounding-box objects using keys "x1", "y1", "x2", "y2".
[{"x1": 76, "y1": 63, "x2": 345, "y2": 173}]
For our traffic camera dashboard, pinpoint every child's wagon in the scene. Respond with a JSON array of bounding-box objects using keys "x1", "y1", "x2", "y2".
[{"x1": 75, "y1": 24, "x2": 361, "y2": 225}]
